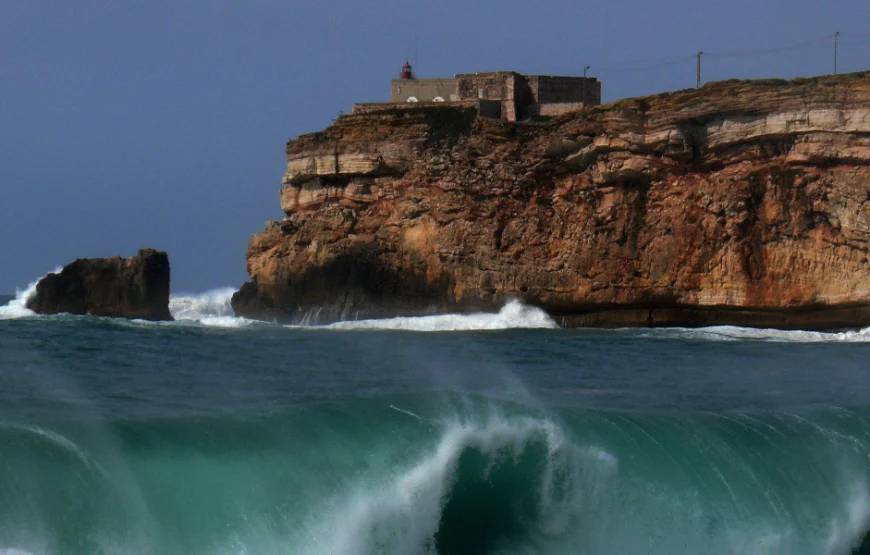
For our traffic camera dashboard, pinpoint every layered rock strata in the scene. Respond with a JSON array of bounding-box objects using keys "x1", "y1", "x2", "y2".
[
  {"x1": 28, "y1": 249, "x2": 172, "y2": 321},
  {"x1": 234, "y1": 73, "x2": 870, "y2": 329}
]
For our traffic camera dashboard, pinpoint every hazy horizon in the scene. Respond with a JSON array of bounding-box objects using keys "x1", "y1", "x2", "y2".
[{"x1": 2, "y1": 1, "x2": 868, "y2": 293}]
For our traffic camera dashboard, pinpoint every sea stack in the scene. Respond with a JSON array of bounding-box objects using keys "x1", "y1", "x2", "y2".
[
  {"x1": 28, "y1": 249, "x2": 173, "y2": 321},
  {"x1": 234, "y1": 72, "x2": 870, "y2": 329}
]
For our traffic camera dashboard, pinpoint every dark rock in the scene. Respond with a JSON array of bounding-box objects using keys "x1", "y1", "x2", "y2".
[
  {"x1": 230, "y1": 281, "x2": 278, "y2": 322},
  {"x1": 27, "y1": 249, "x2": 172, "y2": 321}
]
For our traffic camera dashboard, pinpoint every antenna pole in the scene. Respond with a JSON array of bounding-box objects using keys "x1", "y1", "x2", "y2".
[
  {"x1": 696, "y1": 51, "x2": 703, "y2": 88},
  {"x1": 583, "y1": 65, "x2": 590, "y2": 104},
  {"x1": 834, "y1": 31, "x2": 840, "y2": 75}
]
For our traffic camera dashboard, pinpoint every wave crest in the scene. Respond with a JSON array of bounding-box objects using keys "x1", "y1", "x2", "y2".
[
  {"x1": 321, "y1": 300, "x2": 558, "y2": 332},
  {"x1": 291, "y1": 406, "x2": 870, "y2": 555},
  {"x1": 0, "y1": 268, "x2": 62, "y2": 320},
  {"x1": 299, "y1": 414, "x2": 608, "y2": 555},
  {"x1": 168, "y1": 288, "x2": 253, "y2": 328},
  {"x1": 638, "y1": 325, "x2": 870, "y2": 343}
]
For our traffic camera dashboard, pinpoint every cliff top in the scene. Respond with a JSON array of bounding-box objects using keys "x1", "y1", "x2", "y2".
[{"x1": 289, "y1": 71, "x2": 870, "y2": 156}]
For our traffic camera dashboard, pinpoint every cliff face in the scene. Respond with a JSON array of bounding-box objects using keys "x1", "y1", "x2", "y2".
[{"x1": 233, "y1": 73, "x2": 870, "y2": 329}]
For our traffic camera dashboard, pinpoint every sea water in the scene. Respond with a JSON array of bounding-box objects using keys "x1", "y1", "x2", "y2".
[{"x1": 2, "y1": 276, "x2": 870, "y2": 554}]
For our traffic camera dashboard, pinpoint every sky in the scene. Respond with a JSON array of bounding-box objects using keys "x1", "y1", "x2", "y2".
[{"x1": 1, "y1": 1, "x2": 868, "y2": 294}]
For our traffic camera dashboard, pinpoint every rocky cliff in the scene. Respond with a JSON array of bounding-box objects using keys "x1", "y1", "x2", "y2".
[
  {"x1": 28, "y1": 249, "x2": 173, "y2": 321},
  {"x1": 233, "y1": 73, "x2": 870, "y2": 329}
]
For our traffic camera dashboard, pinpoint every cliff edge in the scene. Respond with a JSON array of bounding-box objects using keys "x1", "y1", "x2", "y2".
[{"x1": 234, "y1": 73, "x2": 870, "y2": 329}]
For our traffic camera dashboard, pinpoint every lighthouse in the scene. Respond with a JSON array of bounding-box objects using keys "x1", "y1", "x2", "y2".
[{"x1": 400, "y1": 61, "x2": 414, "y2": 80}]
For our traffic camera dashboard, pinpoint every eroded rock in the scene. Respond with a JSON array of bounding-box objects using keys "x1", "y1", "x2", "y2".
[
  {"x1": 235, "y1": 74, "x2": 870, "y2": 329},
  {"x1": 28, "y1": 249, "x2": 172, "y2": 321}
]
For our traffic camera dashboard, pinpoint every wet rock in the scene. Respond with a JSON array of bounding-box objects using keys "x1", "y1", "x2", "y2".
[{"x1": 28, "y1": 249, "x2": 172, "y2": 321}]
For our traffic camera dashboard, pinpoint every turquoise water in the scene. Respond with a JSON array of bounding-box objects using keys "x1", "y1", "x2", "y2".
[{"x1": 3, "y1": 287, "x2": 870, "y2": 554}]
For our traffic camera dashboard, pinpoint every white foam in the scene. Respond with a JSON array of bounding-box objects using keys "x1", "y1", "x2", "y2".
[
  {"x1": 0, "y1": 282, "x2": 254, "y2": 328},
  {"x1": 296, "y1": 413, "x2": 598, "y2": 555},
  {"x1": 169, "y1": 287, "x2": 235, "y2": 319},
  {"x1": 195, "y1": 315, "x2": 256, "y2": 328},
  {"x1": 169, "y1": 288, "x2": 255, "y2": 328},
  {"x1": 824, "y1": 481, "x2": 870, "y2": 555},
  {"x1": 320, "y1": 299, "x2": 558, "y2": 332},
  {"x1": 14, "y1": 278, "x2": 870, "y2": 342},
  {"x1": 640, "y1": 324, "x2": 870, "y2": 344},
  {"x1": 0, "y1": 268, "x2": 62, "y2": 320}
]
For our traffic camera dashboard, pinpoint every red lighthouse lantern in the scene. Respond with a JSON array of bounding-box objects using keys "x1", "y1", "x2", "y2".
[{"x1": 400, "y1": 61, "x2": 413, "y2": 80}]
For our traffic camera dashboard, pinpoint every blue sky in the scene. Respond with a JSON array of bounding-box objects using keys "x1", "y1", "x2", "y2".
[{"x1": 1, "y1": 1, "x2": 868, "y2": 293}]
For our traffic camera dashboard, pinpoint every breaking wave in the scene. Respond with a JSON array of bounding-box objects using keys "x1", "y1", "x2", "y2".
[
  {"x1": 168, "y1": 294, "x2": 557, "y2": 331},
  {"x1": 636, "y1": 325, "x2": 870, "y2": 343},
  {"x1": 168, "y1": 288, "x2": 254, "y2": 328},
  {"x1": 294, "y1": 406, "x2": 870, "y2": 555},
  {"x1": 0, "y1": 277, "x2": 254, "y2": 328},
  {"x1": 0, "y1": 269, "x2": 61, "y2": 320},
  {"x1": 0, "y1": 274, "x2": 554, "y2": 331},
  {"x1": 320, "y1": 299, "x2": 558, "y2": 332},
  {"x1": 2, "y1": 398, "x2": 870, "y2": 554},
  {"x1": 5, "y1": 269, "x2": 870, "y2": 340}
]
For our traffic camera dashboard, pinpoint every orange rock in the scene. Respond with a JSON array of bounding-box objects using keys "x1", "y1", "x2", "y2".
[{"x1": 232, "y1": 75, "x2": 870, "y2": 329}]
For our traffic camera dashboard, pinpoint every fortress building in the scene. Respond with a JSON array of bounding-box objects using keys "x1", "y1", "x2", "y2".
[{"x1": 352, "y1": 62, "x2": 602, "y2": 121}]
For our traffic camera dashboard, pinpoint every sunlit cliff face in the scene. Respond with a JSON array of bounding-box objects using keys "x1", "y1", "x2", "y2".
[{"x1": 234, "y1": 73, "x2": 870, "y2": 329}]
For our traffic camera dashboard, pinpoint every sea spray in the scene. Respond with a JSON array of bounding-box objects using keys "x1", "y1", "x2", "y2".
[
  {"x1": 1, "y1": 274, "x2": 558, "y2": 332},
  {"x1": 282, "y1": 403, "x2": 870, "y2": 555},
  {"x1": 0, "y1": 269, "x2": 61, "y2": 320},
  {"x1": 168, "y1": 288, "x2": 255, "y2": 328},
  {"x1": 2, "y1": 399, "x2": 868, "y2": 554},
  {"x1": 646, "y1": 325, "x2": 870, "y2": 343},
  {"x1": 294, "y1": 414, "x2": 586, "y2": 555},
  {"x1": 320, "y1": 299, "x2": 558, "y2": 332},
  {"x1": 3, "y1": 304, "x2": 870, "y2": 555},
  {"x1": 169, "y1": 288, "x2": 236, "y2": 319},
  {"x1": 8, "y1": 269, "x2": 870, "y2": 341}
]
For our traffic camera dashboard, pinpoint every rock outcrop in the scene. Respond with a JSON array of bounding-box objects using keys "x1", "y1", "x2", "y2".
[
  {"x1": 28, "y1": 249, "x2": 172, "y2": 321},
  {"x1": 234, "y1": 73, "x2": 870, "y2": 329}
]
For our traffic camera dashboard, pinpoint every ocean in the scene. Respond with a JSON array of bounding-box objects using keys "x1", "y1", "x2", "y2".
[{"x1": 2, "y1": 277, "x2": 870, "y2": 555}]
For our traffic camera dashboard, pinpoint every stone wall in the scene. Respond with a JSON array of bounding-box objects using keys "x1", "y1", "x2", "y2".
[
  {"x1": 390, "y1": 79, "x2": 457, "y2": 102},
  {"x1": 352, "y1": 100, "x2": 477, "y2": 116},
  {"x1": 512, "y1": 75, "x2": 537, "y2": 120},
  {"x1": 374, "y1": 72, "x2": 600, "y2": 121},
  {"x1": 531, "y1": 76, "x2": 601, "y2": 105},
  {"x1": 580, "y1": 78, "x2": 602, "y2": 105},
  {"x1": 454, "y1": 73, "x2": 600, "y2": 119},
  {"x1": 477, "y1": 99, "x2": 502, "y2": 119},
  {"x1": 456, "y1": 72, "x2": 513, "y2": 101}
]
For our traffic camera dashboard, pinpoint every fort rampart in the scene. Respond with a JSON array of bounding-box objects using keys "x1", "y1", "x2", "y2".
[{"x1": 355, "y1": 68, "x2": 602, "y2": 121}]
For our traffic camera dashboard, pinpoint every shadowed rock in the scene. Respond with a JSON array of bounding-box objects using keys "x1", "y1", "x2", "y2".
[{"x1": 27, "y1": 249, "x2": 172, "y2": 321}]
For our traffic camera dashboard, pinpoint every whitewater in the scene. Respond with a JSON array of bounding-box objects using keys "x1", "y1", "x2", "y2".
[
  {"x1": 0, "y1": 274, "x2": 559, "y2": 332},
  {"x1": 4, "y1": 275, "x2": 870, "y2": 340},
  {"x1": 3, "y1": 273, "x2": 870, "y2": 554}
]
